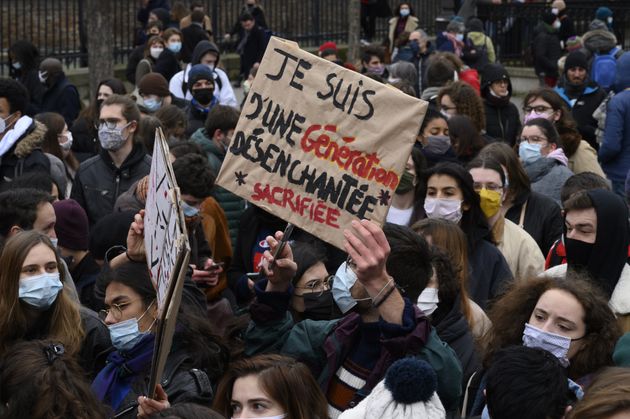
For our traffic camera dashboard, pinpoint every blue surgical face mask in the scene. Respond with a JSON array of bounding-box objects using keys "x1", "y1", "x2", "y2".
[
  {"x1": 522, "y1": 322, "x2": 574, "y2": 367},
  {"x1": 12, "y1": 61, "x2": 22, "y2": 70},
  {"x1": 400, "y1": 8, "x2": 410, "y2": 17},
  {"x1": 182, "y1": 201, "x2": 200, "y2": 217},
  {"x1": 50, "y1": 237, "x2": 58, "y2": 248},
  {"x1": 519, "y1": 142, "x2": 542, "y2": 165},
  {"x1": 19, "y1": 272, "x2": 63, "y2": 309},
  {"x1": 143, "y1": 97, "x2": 162, "y2": 112},
  {"x1": 168, "y1": 42, "x2": 182, "y2": 53},
  {"x1": 331, "y1": 262, "x2": 358, "y2": 314},
  {"x1": 108, "y1": 301, "x2": 155, "y2": 352}
]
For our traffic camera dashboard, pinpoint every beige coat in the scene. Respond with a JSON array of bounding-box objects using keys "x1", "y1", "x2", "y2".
[
  {"x1": 494, "y1": 217, "x2": 545, "y2": 280},
  {"x1": 388, "y1": 15, "x2": 420, "y2": 51},
  {"x1": 568, "y1": 140, "x2": 606, "y2": 178}
]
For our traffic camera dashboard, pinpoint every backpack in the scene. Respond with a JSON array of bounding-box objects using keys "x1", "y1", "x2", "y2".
[
  {"x1": 462, "y1": 35, "x2": 489, "y2": 70},
  {"x1": 592, "y1": 46, "x2": 621, "y2": 90}
]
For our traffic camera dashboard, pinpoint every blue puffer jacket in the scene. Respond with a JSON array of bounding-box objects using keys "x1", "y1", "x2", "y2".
[{"x1": 599, "y1": 53, "x2": 630, "y2": 183}]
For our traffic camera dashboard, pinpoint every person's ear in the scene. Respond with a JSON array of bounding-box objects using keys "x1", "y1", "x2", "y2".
[
  {"x1": 213, "y1": 128, "x2": 223, "y2": 140},
  {"x1": 552, "y1": 109, "x2": 561, "y2": 122},
  {"x1": 549, "y1": 143, "x2": 558, "y2": 152},
  {"x1": 127, "y1": 120, "x2": 138, "y2": 135},
  {"x1": 8, "y1": 225, "x2": 22, "y2": 237}
]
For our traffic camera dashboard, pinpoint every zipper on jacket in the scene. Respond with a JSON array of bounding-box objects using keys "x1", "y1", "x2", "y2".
[{"x1": 114, "y1": 174, "x2": 121, "y2": 199}]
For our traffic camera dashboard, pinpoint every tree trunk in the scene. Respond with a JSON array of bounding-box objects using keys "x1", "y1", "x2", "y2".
[
  {"x1": 86, "y1": 0, "x2": 114, "y2": 102},
  {"x1": 347, "y1": 0, "x2": 361, "y2": 64}
]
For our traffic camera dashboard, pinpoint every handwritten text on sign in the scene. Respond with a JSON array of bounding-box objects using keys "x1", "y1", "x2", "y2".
[{"x1": 216, "y1": 37, "x2": 427, "y2": 249}]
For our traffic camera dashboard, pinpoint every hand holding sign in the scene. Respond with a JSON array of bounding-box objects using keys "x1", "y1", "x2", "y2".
[
  {"x1": 216, "y1": 37, "x2": 427, "y2": 251},
  {"x1": 262, "y1": 230, "x2": 298, "y2": 293},
  {"x1": 126, "y1": 210, "x2": 147, "y2": 262},
  {"x1": 344, "y1": 219, "x2": 390, "y2": 288}
]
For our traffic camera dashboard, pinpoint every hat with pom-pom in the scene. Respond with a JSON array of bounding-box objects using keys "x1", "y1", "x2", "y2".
[{"x1": 338, "y1": 358, "x2": 446, "y2": 419}]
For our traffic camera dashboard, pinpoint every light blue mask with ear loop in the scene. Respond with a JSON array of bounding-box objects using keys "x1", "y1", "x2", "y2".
[
  {"x1": 108, "y1": 301, "x2": 156, "y2": 352},
  {"x1": 19, "y1": 272, "x2": 63, "y2": 309},
  {"x1": 181, "y1": 201, "x2": 200, "y2": 217},
  {"x1": 331, "y1": 261, "x2": 368, "y2": 314}
]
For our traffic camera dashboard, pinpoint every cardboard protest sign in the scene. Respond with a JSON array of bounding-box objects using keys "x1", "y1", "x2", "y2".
[
  {"x1": 143, "y1": 128, "x2": 191, "y2": 395},
  {"x1": 216, "y1": 37, "x2": 427, "y2": 249}
]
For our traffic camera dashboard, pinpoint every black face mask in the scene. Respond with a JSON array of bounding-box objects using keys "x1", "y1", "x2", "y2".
[
  {"x1": 96, "y1": 98, "x2": 104, "y2": 110},
  {"x1": 192, "y1": 88, "x2": 214, "y2": 105},
  {"x1": 302, "y1": 290, "x2": 342, "y2": 321},
  {"x1": 565, "y1": 237, "x2": 594, "y2": 269}
]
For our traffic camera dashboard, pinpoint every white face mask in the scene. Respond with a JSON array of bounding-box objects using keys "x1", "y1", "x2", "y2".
[
  {"x1": 38, "y1": 70, "x2": 48, "y2": 84},
  {"x1": 0, "y1": 112, "x2": 16, "y2": 135},
  {"x1": 59, "y1": 132, "x2": 73, "y2": 151},
  {"x1": 552, "y1": 20, "x2": 561, "y2": 29},
  {"x1": 551, "y1": 8, "x2": 559, "y2": 15},
  {"x1": 150, "y1": 47, "x2": 164, "y2": 59},
  {"x1": 455, "y1": 33, "x2": 464, "y2": 42},
  {"x1": 417, "y1": 287, "x2": 440, "y2": 316}
]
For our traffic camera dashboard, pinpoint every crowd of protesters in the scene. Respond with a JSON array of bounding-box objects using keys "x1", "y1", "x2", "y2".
[{"x1": 1, "y1": 0, "x2": 630, "y2": 418}]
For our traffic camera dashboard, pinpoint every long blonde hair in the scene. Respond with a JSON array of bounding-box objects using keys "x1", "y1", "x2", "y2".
[{"x1": 0, "y1": 231, "x2": 84, "y2": 356}]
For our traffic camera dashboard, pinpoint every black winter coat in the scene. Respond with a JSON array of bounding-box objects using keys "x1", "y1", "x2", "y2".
[
  {"x1": 533, "y1": 24, "x2": 562, "y2": 77},
  {"x1": 239, "y1": 25, "x2": 268, "y2": 77},
  {"x1": 505, "y1": 190, "x2": 564, "y2": 257},
  {"x1": 555, "y1": 82, "x2": 607, "y2": 149},
  {"x1": 41, "y1": 75, "x2": 81, "y2": 128},
  {"x1": 79, "y1": 307, "x2": 114, "y2": 378},
  {"x1": 483, "y1": 98, "x2": 521, "y2": 146},
  {"x1": 432, "y1": 296, "x2": 481, "y2": 386},
  {"x1": 70, "y1": 116, "x2": 99, "y2": 162},
  {"x1": 113, "y1": 348, "x2": 213, "y2": 419},
  {"x1": 71, "y1": 144, "x2": 151, "y2": 226},
  {"x1": 0, "y1": 120, "x2": 50, "y2": 184},
  {"x1": 181, "y1": 24, "x2": 210, "y2": 64}
]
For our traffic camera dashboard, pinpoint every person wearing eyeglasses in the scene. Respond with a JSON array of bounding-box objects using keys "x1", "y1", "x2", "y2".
[
  {"x1": 92, "y1": 259, "x2": 228, "y2": 419},
  {"x1": 467, "y1": 156, "x2": 545, "y2": 279},
  {"x1": 288, "y1": 241, "x2": 342, "y2": 322},
  {"x1": 71, "y1": 94, "x2": 151, "y2": 227},
  {"x1": 518, "y1": 118, "x2": 573, "y2": 206},
  {"x1": 245, "y1": 222, "x2": 463, "y2": 417},
  {"x1": 522, "y1": 88, "x2": 605, "y2": 179}
]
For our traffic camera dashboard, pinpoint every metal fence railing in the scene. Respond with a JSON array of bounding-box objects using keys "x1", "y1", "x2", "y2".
[
  {"x1": 478, "y1": 1, "x2": 630, "y2": 66},
  {"x1": 0, "y1": 0, "x2": 444, "y2": 75}
]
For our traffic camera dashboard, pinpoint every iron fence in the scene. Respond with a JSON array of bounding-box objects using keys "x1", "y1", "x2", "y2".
[
  {"x1": 478, "y1": 1, "x2": 630, "y2": 65},
  {"x1": 0, "y1": 0, "x2": 443, "y2": 75}
]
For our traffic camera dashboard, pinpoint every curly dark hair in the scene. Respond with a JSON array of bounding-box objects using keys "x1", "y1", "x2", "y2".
[
  {"x1": 0, "y1": 77, "x2": 29, "y2": 114},
  {"x1": 438, "y1": 81, "x2": 486, "y2": 133},
  {"x1": 172, "y1": 153, "x2": 215, "y2": 199},
  {"x1": 481, "y1": 273, "x2": 621, "y2": 380}
]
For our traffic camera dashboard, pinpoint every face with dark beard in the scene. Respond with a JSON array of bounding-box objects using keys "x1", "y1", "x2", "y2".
[{"x1": 567, "y1": 66, "x2": 587, "y2": 85}]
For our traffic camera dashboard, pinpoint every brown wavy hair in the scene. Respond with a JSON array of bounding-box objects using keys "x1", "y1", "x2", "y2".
[
  {"x1": 568, "y1": 367, "x2": 630, "y2": 418},
  {"x1": 478, "y1": 142, "x2": 531, "y2": 205},
  {"x1": 0, "y1": 339, "x2": 110, "y2": 419},
  {"x1": 0, "y1": 231, "x2": 84, "y2": 357},
  {"x1": 523, "y1": 87, "x2": 582, "y2": 157},
  {"x1": 213, "y1": 353, "x2": 328, "y2": 419},
  {"x1": 481, "y1": 274, "x2": 621, "y2": 380},
  {"x1": 411, "y1": 218, "x2": 474, "y2": 329},
  {"x1": 438, "y1": 81, "x2": 486, "y2": 133}
]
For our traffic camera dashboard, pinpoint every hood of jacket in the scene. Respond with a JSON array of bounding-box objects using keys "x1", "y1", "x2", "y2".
[
  {"x1": 421, "y1": 86, "x2": 441, "y2": 101},
  {"x1": 467, "y1": 31, "x2": 487, "y2": 46},
  {"x1": 15, "y1": 120, "x2": 46, "y2": 158},
  {"x1": 524, "y1": 157, "x2": 560, "y2": 182},
  {"x1": 191, "y1": 41, "x2": 221, "y2": 66},
  {"x1": 615, "y1": 52, "x2": 630, "y2": 92},
  {"x1": 582, "y1": 29, "x2": 617, "y2": 55},
  {"x1": 190, "y1": 127, "x2": 225, "y2": 158}
]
